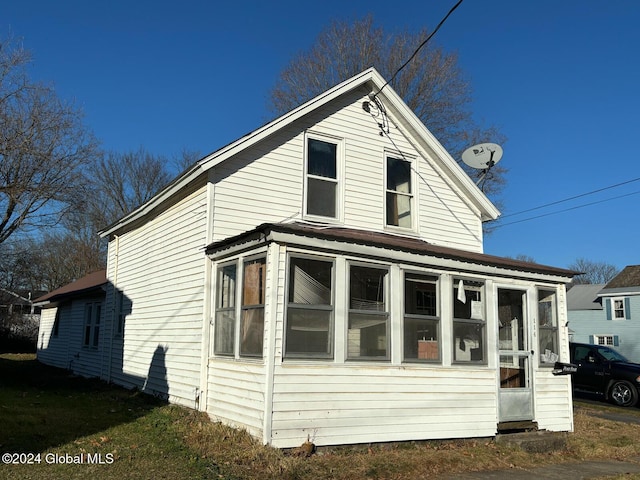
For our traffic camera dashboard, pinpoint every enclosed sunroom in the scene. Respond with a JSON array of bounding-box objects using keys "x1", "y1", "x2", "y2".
[{"x1": 203, "y1": 222, "x2": 575, "y2": 448}]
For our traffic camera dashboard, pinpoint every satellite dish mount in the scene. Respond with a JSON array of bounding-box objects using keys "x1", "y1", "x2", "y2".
[{"x1": 461, "y1": 143, "x2": 504, "y2": 190}]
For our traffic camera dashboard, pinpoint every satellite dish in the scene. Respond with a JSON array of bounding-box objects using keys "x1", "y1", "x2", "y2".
[{"x1": 461, "y1": 143, "x2": 503, "y2": 170}]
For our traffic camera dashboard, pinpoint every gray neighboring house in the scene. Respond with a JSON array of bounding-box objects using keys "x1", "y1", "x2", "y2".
[{"x1": 567, "y1": 265, "x2": 640, "y2": 362}]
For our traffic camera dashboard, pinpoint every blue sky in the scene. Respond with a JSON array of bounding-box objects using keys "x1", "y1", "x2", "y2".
[{"x1": 3, "y1": 0, "x2": 639, "y2": 271}]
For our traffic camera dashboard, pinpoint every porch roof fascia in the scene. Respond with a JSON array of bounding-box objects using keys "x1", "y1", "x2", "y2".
[{"x1": 205, "y1": 223, "x2": 576, "y2": 284}]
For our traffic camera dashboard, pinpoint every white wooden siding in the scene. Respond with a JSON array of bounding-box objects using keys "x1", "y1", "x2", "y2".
[
  {"x1": 37, "y1": 306, "x2": 68, "y2": 369},
  {"x1": 533, "y1": 371, "x2": 573, "y2": 432},
  {"x1": 206, "y1": 359, "x2": 265, "y2": 438},
  {"x1": 106, "y1": 184, "x2": 208, "y2": 407},
  {"x1": 269, "y1": 365, "x2": 497, "y2": 448},
  {"x1": 37, "y1": 295, "x2": 105, "y2": 379},
  {"x1": 211, "y1": 89, "x2": 483, "y2": 252}
]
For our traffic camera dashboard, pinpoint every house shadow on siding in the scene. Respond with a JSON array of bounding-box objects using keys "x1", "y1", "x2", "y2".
[{"x1": 27, "y1": 281, "x2": 173, "y2": 453}]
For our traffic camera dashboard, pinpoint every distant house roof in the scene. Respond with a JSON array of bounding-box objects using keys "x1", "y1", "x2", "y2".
[
  {"x1": 205, "y1": 222, "x2": 577, "y2": 280},
  {"x1": 0, "y1": 288, "x2": 46, "y2": 306},
  {"x1": 599, "y1": 265, "x2": 640, "y2": 296},
  {"x1": 33, "y1": 270, "x2": 107, "y2": 305},
  {"x1": 567, "y1": 284, "x2": 605, "y2": 310}
]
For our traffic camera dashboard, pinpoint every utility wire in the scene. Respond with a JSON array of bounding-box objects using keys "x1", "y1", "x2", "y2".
[
  {"x1": 374, "y1": 0, "x2": 464, "y2": 98},
  {"x1": 499, "y1": 176, "x2": 640, "y2": 220},
  {"x1": 491, "y1": 189, "x2": 640, "y2": 229}
]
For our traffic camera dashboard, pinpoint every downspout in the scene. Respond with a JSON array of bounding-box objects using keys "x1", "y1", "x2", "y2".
[{"x1": 107, "y1": 234, "x2": 120, "y2": 383}]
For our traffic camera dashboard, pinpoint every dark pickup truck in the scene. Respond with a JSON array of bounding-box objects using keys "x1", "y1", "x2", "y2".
[{"x1": 569, "y1": 342, "x2": 640, "y2": 407}]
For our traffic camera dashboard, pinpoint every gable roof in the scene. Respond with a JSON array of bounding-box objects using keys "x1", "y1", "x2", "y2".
[
  {"x1": 100, "y1": 68, "x2": 500, "y2": 238},
  {"x1": 33, "y1": 270, "x2": 107, "y2": 306},
  {"x1": 566, "y1": 284, "x2": 605, "y2": 310},
  {"x1": 205, "y1": 222, "x2": 577, "y2": 281},
  {"x1": 599, "y1": 265, "x2": 640, "y2": 296}
]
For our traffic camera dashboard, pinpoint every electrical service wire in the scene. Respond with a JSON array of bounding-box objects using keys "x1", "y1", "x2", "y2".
[
  {"x1": 374, "y1": 0, "x2": 465, "y2": 98},
  {"x1": 490, "y1": 177, "x2": 640, "y2": 229}
]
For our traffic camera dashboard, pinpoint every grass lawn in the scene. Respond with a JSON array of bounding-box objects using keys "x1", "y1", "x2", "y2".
[{"x1": 2, "y1": 354, "x2": 640, "y2": 479}]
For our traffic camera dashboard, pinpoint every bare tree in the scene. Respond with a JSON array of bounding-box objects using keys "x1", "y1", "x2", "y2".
[
  {"x1": 0, "y1": 35, "x2": 98, "y2": 245},
  {"x1": 268, "y1": 16, "x2": 507, "y2": 197},
  {"x1": 568, "y1": 258, "x2": 620, "y2": 285}
]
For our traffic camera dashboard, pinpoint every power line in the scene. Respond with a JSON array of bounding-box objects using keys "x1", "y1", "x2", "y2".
[
  {"x1": 499, "y1": 176, "x2": 640, "y2": 220},
  {"x1": 491, "y1": 189, "x2": 640, "y2": 229},
  {"x1": 374, "y1": 0, "x2": 464, "y2": 98}
]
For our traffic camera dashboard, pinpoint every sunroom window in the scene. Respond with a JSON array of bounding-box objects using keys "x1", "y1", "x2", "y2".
[
  {"x1": 348, "y1": 264, "x2": 389, "y2": 360},
  {"x1": 214, "y1": 263, "x2": 237, "y2": 356},
  {"x1": 285, "y1": 257, "x2": 334, "y2": 358},
  {"x1": 240, "y1": 258, "x2": 266, "y2": 357},
  {"x1": 306, "y1": 137, "x2": 338, "y2": 218},
  {"x1": 538, "y1": 289, "x2": 559, "y2": 365},
  {"x1": 452, "y1": 280, "x2": 485, "y2": 363},
  {"x1": 404, "y1": 274, "x2": 440, "y2": 362},
  {"x1": 386, "y1": 156, "x2": 412, "y2": 228}
]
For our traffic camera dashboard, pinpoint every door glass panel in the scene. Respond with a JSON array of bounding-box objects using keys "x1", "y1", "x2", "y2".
[
  {"x1": 498, "y1": 289, "x2": 525, "y2": 351},
  {"x1": 500, "y1": 355, "x2": 529, "y2": 389}
]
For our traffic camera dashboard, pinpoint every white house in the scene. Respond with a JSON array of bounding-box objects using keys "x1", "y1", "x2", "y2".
[{"x1": 37, "y1": 68, "x2": 576, "y2": 448}]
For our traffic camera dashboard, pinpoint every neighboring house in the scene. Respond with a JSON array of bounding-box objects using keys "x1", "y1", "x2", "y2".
[
  {"x1": 35, "y1": 270, "x2": 107, "y2": 377},
  {"x1": 568, "y1": 266, "x2": 640, "y2": 362},
  {"x1": 0, "y1": 287, "x2": 43, "y2": 317},
  {"x1": 0, "y1": 288, "x2": 43, "y2": 348},
  {"x1": 37, "y1": 68, "x2": 577, "y2": 448}
]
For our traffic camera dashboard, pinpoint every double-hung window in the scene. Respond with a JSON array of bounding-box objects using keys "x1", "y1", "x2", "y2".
[
  {"x1": 403, "y1": 274, "x2": 440, "y2": 362},
  {"x1": 306, "y1": 136, "x2": 339, "y2": 219},
  {"x1": 83, "y1": 302, "x2": 102, "y2": 348},
  {"x1": 452, "y1": 279, "x2": 485, "y2": 363},
  {"x1": 285, "y1": 257, "x2": 334, "y2": 358},
  {"x1": 538, "y1": 289, "x2": 559, "y2": 365},
  {"x1": 240, "y1": 258, "x2": 266, "y2": 357},
  {"x1": 386, "y1": 156, "x2": 413, "y2": 228},
  {"x1": 347, "y1": 264, "x2": 389, "y2": 360},
  {"x1": 214, "y1": 263, "x2": 237, "y2": 356}
]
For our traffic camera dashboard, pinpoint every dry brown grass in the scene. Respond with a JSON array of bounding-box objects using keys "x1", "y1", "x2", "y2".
[
  {"x1": 176, "y1": 402, "x2": 640, "y2": 480},
  {"x1": 4, "y1": 354, "x2": 640, "y2": 480}
]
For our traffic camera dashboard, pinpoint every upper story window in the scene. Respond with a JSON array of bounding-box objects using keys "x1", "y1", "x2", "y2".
[
  {"x1": 386, "y1": 156, "x2": 413, "y2": 229},
  {"x1": 605, "y1": 297, "x2": 630, "y2": 320},
  {"x1": 285, "y1": 256, "x2": 334, "y2": 359},
  {"x1": 403, "y1": 273, "x2": 440, "y2": 362},
  {"x1": 305, "y1": 136, "x2": 339, "y2": 219}
]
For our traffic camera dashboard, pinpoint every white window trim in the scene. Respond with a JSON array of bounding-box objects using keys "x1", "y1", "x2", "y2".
[
  {"x1": 384, "y1": 151, "x2": 417, "y2": 232},
  {"x1": 283, "y1": 253, "x2": 336, "y2": 360},
  {"x1": 594, "y1": 334, "x2": 615, "y2": 346},
  {"x1": 211, "y1": 250, "x2": 268, "y2": 361},
  {"x1": 402, "y1": 271, "x2": 441, "y2": 363},
  {"x1": 303, "y1": 131, "x2": 344, "y2": 223},
  {"x1": 346, "y1": 261, "x2": 391, "y2": 361},
  {"x1": 611, "y1": 297, "x2": 626, "y2": 320},
  {"x1": 452, "y1": 279, "x2": 486, "y2": 364}
]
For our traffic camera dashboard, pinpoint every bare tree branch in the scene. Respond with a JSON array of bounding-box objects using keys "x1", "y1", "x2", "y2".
[{"x1": 268, "y1": 16, "x2": 507, "y2": 202}]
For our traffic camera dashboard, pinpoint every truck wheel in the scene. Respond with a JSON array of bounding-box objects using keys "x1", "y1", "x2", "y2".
[{"x1": 609, "y1": 380, "x2": 638, "y2": 407}]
